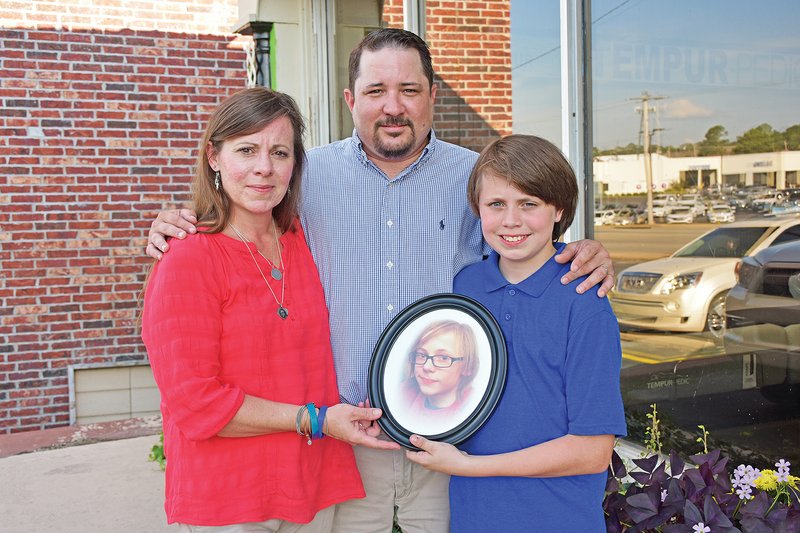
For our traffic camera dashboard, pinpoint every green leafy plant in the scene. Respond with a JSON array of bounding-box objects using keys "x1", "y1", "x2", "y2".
[
  {"x1": 696, "y1": 425, "x2": 710, "y2": 455},
  {"x1": 148, "y1": 432, "x2": 166, "y2": 470},
  {"x1": 644, "y1": 403, "x2": 662, "y2": 455}
]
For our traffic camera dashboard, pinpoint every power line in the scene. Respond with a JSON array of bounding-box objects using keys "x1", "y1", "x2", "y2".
[{"x1": 512, "y1": 0, "x2": 636, "y2": 71}]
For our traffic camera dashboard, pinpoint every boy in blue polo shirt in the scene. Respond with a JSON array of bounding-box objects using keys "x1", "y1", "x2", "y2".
[{"x1": 406, "y1": 134, "x2": 627, "y2": 532}]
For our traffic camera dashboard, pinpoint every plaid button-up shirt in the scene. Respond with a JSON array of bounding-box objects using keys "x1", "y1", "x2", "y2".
[{"x1": 300, "y1": 131, "x2": 488, "y2": 403}]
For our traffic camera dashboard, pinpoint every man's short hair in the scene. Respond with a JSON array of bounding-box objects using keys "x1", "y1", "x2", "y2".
[{"x1": 348, "y1": 28, "x2": 434, "y2": 91}]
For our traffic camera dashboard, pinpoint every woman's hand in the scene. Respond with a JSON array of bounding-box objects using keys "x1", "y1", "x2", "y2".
[
  {"x1": 324, "y1": 404, "x2": 400, "y2": 450},
  {"x1": 405, "y1": 434, "x2": 472, "y2": 475},
  {"x1": 356, "y1": 400, "x2": 382, "y2": 438},
  {"x1": 146, "y1": 208, "x2": 199, "y2": 260},
  {"x1": 554, "y1": 239, "x2": 615, "y2": 296}
]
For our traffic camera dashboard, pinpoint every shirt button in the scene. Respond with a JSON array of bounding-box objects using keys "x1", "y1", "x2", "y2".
[
  {"x1": 509, "y1": 289, "x2": 516, "y2": 296},
  {"x1": 386, "y1": 261, "x2": 394, "y2": 269},
  {"x1": 504, "y1": 313, "x2": 511, "y2": 321},
  {"x1": 387, "y1": 220, "x2": 393, "y2": 227},
  {"x1": 387, "y1": 304, "x2": 394, "y2": 311}
]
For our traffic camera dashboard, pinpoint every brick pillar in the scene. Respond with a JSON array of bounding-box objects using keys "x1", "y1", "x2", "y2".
[{"x1": 382, "y1": 0, "x2": 512, "y2": 152}]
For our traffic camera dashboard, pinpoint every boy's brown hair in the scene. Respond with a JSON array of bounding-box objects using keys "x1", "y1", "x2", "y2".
[{"x1": 467, "y1": 134, "x2": 578, "y2": 241}]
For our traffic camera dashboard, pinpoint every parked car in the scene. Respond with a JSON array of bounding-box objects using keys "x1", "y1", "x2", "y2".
[
  {"x1": 666, "y1": 207, "x2": 694, "y2": 224},
  {"x1": 610, "y1": 217, "x2": 800, "y2": 339},
  {"x1": 707, "y1": 204, "x2": 735, "y2": 223},
  {"x1": 594, "y1": 209, "x2": 616, "y2": 226},
  {"x1": 724, "y1": 240, "x2": 800, "y2": 404},
  {"x1": 768, "y1": 200, "x2": 800, "y2": 216},
  {"x1": 751, "y1": 192, "x2": 782, "y2": 213},
  {"x1": 655, "y1": 193, "x2": 679, "y2": 202},
  {"x1": 652, "y1": 199, "x2": 671, "y2": 219},
  {"x1": 727, "y1": 239, "x2": 800, "y2": 328},
  {"x1": 613, "y1": 207, "x2": 637, "y2": 225}
]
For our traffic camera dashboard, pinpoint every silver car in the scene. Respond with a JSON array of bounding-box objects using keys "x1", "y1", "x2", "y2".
[
  {"x1": 610, "y1": 217, "x2": 800, "y2": 339},
  {"x1": 707, "y1": 204, "x2": 735, "y2": 223},
  {"x1": 666, "y1": 207, "x2": 694, "y2": 224},
  {"x1": 724, "y1": 240, "x2": 800, "y2": 404}
]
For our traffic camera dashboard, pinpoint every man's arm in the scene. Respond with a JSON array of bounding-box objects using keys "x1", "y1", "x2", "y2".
[
  {"x1": 554, "y1": 239, "x2": 615, "y2": 297},
  {"x1": 146, "y1": 208, "x2": 198, "y2": 260}
]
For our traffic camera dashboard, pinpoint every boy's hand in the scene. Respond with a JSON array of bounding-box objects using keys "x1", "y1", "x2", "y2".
[
  {"x1": 405, "y1": 434, "x2": 471, "y2": 475},
  {"x1": 555, "y1": 239, "x2": 615, "y2": 297},
  {"x1": 146, "y1": 209, "x2": 199, "y2": 260}
]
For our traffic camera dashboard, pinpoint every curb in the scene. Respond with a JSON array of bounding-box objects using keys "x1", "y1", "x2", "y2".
[{"x1": 0, "y1": 416, "x2": 162, "y2": 458}]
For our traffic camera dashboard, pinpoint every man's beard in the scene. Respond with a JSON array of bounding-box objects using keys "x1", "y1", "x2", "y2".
[{"x1": 373, "y1": 117, "x2": 416, "y2": 159}]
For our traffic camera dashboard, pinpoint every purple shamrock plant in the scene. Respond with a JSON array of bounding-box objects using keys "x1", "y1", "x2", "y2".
[{"x1": 603, "y1": 449, "x2": 800, "y2": 532}]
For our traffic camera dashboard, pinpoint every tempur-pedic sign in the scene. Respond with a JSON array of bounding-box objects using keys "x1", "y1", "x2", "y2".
[{"x1": 594, "y1": 42, "x2": 800, "y2": 89}]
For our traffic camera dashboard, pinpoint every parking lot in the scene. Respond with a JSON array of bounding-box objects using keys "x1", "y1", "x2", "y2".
[{"x1": 597, "y1": 218, "x2": 800, "y2": 467}]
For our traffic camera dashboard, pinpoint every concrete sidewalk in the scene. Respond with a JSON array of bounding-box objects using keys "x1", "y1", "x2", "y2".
[{"x1": 1, "y1": 420, "x2": 176, "y2": 533}]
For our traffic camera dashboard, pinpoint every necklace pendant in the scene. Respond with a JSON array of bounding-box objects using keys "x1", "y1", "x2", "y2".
[
  {"x1": 270, "y1": 267, "x2": 282, "y2": 280},
  {"x1": 278, "y1": 306, "x2": 289, "y2": 319}
]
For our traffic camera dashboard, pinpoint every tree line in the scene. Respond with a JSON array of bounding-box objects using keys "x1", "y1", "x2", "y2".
[{"x1": 595, "y1": 123, "x2": 800, "y2": 157}]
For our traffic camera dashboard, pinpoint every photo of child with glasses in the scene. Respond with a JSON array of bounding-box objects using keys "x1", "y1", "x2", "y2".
[{"x1": 399, "y1": 320, "x2": 480, "y2": 426}]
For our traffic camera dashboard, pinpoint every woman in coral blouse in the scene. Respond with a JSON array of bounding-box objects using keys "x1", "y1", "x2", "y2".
[{"x1": 142, "y1": 87, "x2": 397, "y2": 532}]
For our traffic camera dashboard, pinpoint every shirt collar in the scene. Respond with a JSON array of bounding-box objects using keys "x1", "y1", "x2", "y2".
[
  {"x1": 349, "y1": 129, "x2": 438, "y2": 179},
  {"x1": 483, "y1": 241, "x2": 568, "y2": 297}
]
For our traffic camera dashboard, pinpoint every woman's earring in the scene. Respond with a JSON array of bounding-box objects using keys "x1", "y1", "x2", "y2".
[
  {"x1": 214, "y1": 171, "x2": 221, "y2": 191},
  {"x1": 287, "y1": 185, "x2": 292, "y2": 197}
]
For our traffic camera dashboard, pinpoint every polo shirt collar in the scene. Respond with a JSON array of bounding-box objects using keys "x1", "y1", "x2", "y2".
[
  {"x1": 349, "y1": 129, "x2": 438, "y2": 178},
  {"x1": 483, "y1": 241, "x2": 568, "y2": 298}
]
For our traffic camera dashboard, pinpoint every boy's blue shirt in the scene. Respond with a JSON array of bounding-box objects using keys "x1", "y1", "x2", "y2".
[{"x1": 449, "y1": 242, "x2": 627, "y2": 533}]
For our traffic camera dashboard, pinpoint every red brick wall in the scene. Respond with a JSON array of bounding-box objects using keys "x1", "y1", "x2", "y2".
[
  {"x1": 1, "y1": 0, "x2": 511, "y2": 433},
  {"x1": 0, "y1": 1, "x2": 245, "y2": 432},
  {"x1": 382, "y1": 0, "x2": 513, "y2": 152},
  {"x1": 0, "y1": 0, "x2": 239, "y2": 34}
]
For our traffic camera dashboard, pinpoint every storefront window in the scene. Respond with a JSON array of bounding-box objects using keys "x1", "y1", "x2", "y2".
[{"x1": 588, "y1": 0, "x2": 800, "y2": 466}]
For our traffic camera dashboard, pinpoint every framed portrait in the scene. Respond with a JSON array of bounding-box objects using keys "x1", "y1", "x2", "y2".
[{"x1": 368, "y1": 293, "x2": 507, "y2": 449}]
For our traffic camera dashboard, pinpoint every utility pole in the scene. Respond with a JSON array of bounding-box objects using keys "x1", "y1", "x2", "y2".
[{"x1": 632, "y1": 91, "x2": 666, "y2": 225}]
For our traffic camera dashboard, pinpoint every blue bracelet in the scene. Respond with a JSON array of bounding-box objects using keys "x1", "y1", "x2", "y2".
[
  {"x1": 306, "y1": 402, "x2": 319, "y2": 439},
  {"x1": 314, "y1": 406, "x2": 328, "y2": 440}
]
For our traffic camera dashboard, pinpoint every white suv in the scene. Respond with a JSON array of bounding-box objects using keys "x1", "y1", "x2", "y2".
[{"x1": 610, "y1": 217, "x2": 800, "y2": 339}]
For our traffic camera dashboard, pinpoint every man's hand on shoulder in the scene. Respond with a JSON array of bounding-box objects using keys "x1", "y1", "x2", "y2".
[
  {"x1": 555, "y1": 239, "x2": 615, "y2": 297},
  {"x1": 146, "y1": 209, "x2": 199, "y2": 260}
]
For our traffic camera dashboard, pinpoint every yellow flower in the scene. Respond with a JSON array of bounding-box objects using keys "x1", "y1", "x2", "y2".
[
  {"x1": 754, "y1": 470, "x2": 778, "y2": 492},
  {"x1": 789, "y1": 475, "x2": 799, "y2": 489}
]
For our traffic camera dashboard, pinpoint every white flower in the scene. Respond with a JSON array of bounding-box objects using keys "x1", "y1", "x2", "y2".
[
  {"x1": 777, "y1": 469, "x2": 790, "y2": 483},
  {"x1": 776, "y1": 459, "x2": 791, "y2": 471},
  {"x1": 692, "y1": 523, "x2": 711, "y2": 533},
  {"x1": 736, "y1": 485, "x2": 753, "y2": 500},
  {"x1": 732, "y1": 464, "x2": 760, "y2": 488}
]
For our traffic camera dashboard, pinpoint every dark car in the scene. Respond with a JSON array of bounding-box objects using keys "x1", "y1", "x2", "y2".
[{"x1": 724, "y1": 240, "x2": 800, "y2": 404}]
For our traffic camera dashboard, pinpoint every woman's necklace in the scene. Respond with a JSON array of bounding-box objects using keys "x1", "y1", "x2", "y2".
[{"x1": 229, "y1": 222, "x2": 288, "y2": 320}]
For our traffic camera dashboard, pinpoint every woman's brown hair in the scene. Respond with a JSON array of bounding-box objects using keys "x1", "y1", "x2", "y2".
[{"x1": 193, "y1": 87, "x2": 306, "y2": 234}]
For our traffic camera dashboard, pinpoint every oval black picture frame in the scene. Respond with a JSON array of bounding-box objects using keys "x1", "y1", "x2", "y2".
[{"x1": 368, "y1": 293, "x2": 507, "y2": 449}]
